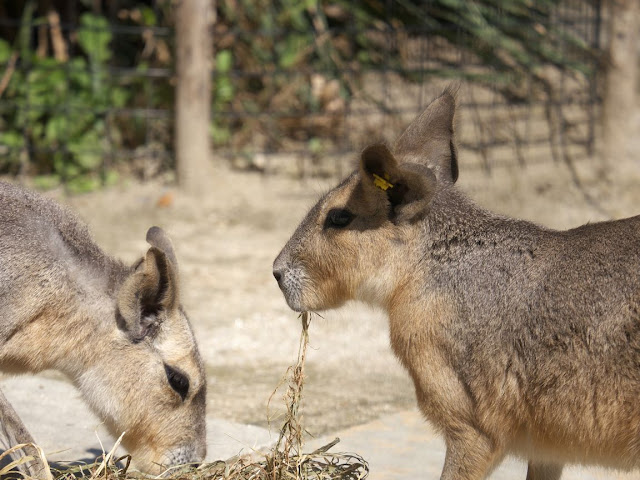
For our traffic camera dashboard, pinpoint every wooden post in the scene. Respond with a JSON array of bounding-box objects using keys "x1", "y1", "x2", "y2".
[
  {"x1": 601, "y1": 0, "x2": 639, "y2": 165},
  {"x1": 175, "y1": 0, "x2": 214, "y2": 194}
]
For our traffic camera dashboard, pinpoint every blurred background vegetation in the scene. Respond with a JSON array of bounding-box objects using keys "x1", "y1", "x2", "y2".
[{"x1": 0, "y1": 0, "x2": 634, "y2": 193}]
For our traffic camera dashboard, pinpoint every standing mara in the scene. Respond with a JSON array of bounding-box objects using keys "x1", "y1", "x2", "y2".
[{"x1": 274, "y1": 87, "x2": 640, "y2": 480}]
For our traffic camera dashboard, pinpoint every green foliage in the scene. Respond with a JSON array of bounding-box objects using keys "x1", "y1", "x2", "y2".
[
  {"x1": 0, "y1": 1, "x2": 175, "y2": 191},
  {"x1": 77, "y1": 13, "x2": 111, "y2": 65},
  {"x1": 0, "y1": 10, "x2": 129, "y2": 192},
  {"x1": 211, "y1": 49, "x2": 234, "y2": 146},
  {"x1": 0, "y1": 0, "x2": 598, "y2": 184}
]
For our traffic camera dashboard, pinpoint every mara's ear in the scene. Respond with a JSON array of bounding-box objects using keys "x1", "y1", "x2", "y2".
[
  {"x1": 360, "y1": 143, "x2": 436, "y2": 223},
  {"x1": 117, "y1": 246, "x2": 179, "y2": 343},
  {"x1": 393, "y1": 84, "x2": 459, "y2": 184},
  {"x1": 146, "y1": 226, "x2": 178, "y2": 270}
]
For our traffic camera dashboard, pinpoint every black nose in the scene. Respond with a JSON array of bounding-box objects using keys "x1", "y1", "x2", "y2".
[{"x1": 273, "y1": 269, "x2": 283, "y2": 283}]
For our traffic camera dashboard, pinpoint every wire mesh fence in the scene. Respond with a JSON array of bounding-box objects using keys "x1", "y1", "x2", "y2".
[
  {"x1": 0, "y1": 0, "x2": 603, "y2": 189},
  {"x1": 211, "y1": 0, "x2": 602, "y2": 177},
  {"x1": 0, "y1": 1, "x2": 174, "y2": 191}
]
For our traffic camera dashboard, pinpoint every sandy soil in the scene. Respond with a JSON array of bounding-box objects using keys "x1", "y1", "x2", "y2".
[{"x1": 54, "y1": 170, "x2": 415, "y2": 437}]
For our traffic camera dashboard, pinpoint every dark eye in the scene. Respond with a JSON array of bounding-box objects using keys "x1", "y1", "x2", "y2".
[
  {"x1": 165, "y1": 364, "x2": 189, "y2": 400},
  {"x1": 324, "y1": 209, "x2": 354, "y2": 229}
]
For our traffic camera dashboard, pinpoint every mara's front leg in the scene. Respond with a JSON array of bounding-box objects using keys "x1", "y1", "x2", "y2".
[
  {"x1": 0, "y1": 388, "x2": 47, "y2": 478},
  {"x1": 440, "y1": 428, "x2": 504, "y2": 480},
  {"x1": 526, "y1": 461, "x2": 563, "y2": 480}
]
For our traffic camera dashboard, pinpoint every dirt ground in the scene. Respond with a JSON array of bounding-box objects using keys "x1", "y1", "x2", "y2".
[{"x1": 26, "y1": 120, "x2": 633, "y2": 443}]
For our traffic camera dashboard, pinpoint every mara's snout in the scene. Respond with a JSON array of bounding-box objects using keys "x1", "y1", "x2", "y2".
[
  {"x1": 272, "y1": 251, "x2": 306, "y2": 312},
  {"x1": 132, "y1": 436, "x2": 206, "y2": 475}
]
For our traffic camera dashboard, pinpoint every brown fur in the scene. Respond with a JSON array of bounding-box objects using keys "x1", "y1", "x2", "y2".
[
  {"x1": 0, "y1": 182, "x2": 206, "y2": 474},
  {"x1": 273, "y1": 86, "x2": 640, "y2": 479}
]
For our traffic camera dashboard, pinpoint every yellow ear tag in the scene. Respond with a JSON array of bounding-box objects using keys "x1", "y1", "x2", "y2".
[{"x1": 373, "y1": 173, "x2": 394, "y2": 191}]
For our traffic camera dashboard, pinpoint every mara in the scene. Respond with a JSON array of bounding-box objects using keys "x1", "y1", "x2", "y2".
[
  {"x1": 274, "y1": 87, "x2": 640, "y2": 480},
  {"x1": 0, "y1": 181, "x2": 206, "y2": 475}
]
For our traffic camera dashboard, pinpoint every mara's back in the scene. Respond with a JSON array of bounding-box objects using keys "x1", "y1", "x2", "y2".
[
  {"x1": 0, "y1": 182, "x2": 125, "y2": 336},
  {"x1": 439, "y1": 210, "x2": 640, "y2": 465},
  {"x1": 525, "y1": 215, "x2": 640, "y2": 456},
  {"x1": 0, "y1": 181, "x2": 104, "y2": 260},
  {"x1": 534, "y1": 215, "x2": 640, "y2": 336}
]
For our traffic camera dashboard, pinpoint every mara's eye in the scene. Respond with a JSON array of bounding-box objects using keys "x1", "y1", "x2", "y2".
[
  {"x1": 324, "y1": 208, "x2": 354, "y2": 229},
  {"x1": 165, "y1": 364, "x2": 189, "y2": 400}
]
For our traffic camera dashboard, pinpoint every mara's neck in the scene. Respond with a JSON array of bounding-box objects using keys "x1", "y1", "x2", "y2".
[
  {"x1": 0, "y1": 262, "x2": 129, "y2": 379},
  {"x1": 382, "y1": 185, "x2": 547, "y2": 337},
  {"x1": 0, "y1": 301, "x2": 117, "y2": 379},
  {"x1": 423, "y1": 185, "x2": 546, "y2": 262}
]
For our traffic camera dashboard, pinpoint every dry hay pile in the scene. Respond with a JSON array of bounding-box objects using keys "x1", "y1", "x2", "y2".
[{"x1": 3, "y1": 313, "x2": 369, "y2": 480}]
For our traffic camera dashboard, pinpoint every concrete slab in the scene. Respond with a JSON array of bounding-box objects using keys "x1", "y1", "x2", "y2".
[
  {"x1": 2, "y1": 375, "x2": 639, "y2": 479},
  {"x1": 306, "y1": 409, "x2": 639, "y2": 480},
  {"x1": 0, "y1": 375, "x2": 273, "y2": 465}
]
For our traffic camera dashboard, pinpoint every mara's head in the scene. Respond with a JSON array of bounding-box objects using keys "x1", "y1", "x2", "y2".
[
  {"x1": 77, "y1": 227, "x2": 206, "y2": 474},
  {"x1": 273, "y1": 87, "x2": 459, "y2": 312}
]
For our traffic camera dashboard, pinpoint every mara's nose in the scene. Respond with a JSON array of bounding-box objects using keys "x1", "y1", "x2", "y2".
[
  {"x1": 273, "y1": 269, "x2": 283, "y2": 283},
  {"x1": 273, "y1": 252, "x2": 288, "y2": 285}
]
